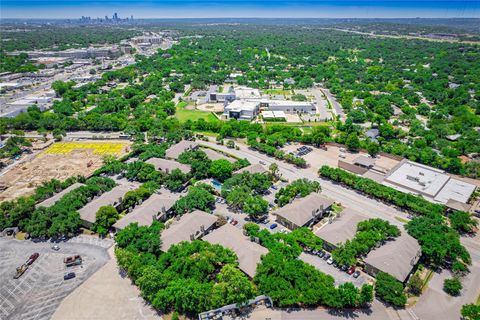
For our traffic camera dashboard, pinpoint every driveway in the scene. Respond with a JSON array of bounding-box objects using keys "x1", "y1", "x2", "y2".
[{"x1": 412, "y1": 232, "x2": 480, "y2": 320}]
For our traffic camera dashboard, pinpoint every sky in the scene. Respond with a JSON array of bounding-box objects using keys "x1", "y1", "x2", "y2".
[{"x1": 1, "y1": 0, "x2": 479, "y2": 19}]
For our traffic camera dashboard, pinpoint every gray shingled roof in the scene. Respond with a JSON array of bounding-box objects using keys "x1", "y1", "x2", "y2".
[
  {"x1": 364, "y1": 230, "x2": 421, "y2": 282},
  {"x1": 160, "y1": 210, "x2": 218, "y2": 251},
  {"x1": 165, "y1": 140, "x2": 198, "y2": 159},
  {"x1": 235, "y1": 163, "x2": 267, "y2": 174},
  {"x1": 315, "y1": 208, "x2": 369, "y2": 247},
  {"x1": 146, "y1": 158, "x2": 191, "y2": 173},
  {"x1": 36, "y1": 183, "x2": 85, "y2": 209},
  {"x1": 79, "y1": 184, "x2": 138, "y2": 224},
  {"x1": 274, "y1": 193, "x2": 334, "y2": 228},
  {"x1": 203, "y1": 224, "x2": 268, "y2": 278}
]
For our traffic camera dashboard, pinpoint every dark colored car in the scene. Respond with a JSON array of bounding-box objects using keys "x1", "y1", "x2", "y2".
[
  {"x1": 26, "y1": 253, "x2": 39, "y2": 265},
  {"x1": 64, "y1": 272, "x2": 76, "y2": 280},
  {"x1": 269, "y1": 223, "x2": 278, "y2": 230},
  {"x1": 333, "y1": 261, "x2": 339, "y2": 268},
  {"x1": 353, "y1": 271, "x2": 360, "y2": 278},
  {"x1": 347, "y1": 266, "x2": 356, "y2": 275},
  {"x1": 323, "y1": 253, "x2": 331, "y2": 260},
  {"x1": 317, "y1": 251, "x2": 325, "y2": 258},
  {"x1": 341, "y1": 265, "x2": 348, "y2": 272}
]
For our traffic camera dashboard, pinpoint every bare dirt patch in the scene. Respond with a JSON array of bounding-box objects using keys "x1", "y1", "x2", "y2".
[{"x1": 0, "y1": 141, "x2": 131, "y2": 202}]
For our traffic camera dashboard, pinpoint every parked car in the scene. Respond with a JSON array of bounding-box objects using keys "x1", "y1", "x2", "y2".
[
  {"x1": 231, "y1": 220, "x2": 238, "y2": 226},
  {"x1": 347, "y1": 266, "x2": 356, "y2": 275},
  {"x1": 269, "y1": 223, "x2": 278, "y2": 230},
  {"x1": 327, "y1": 258, "x2": 334, "y2": 265},
  {"x1": 52, "y1": 245, "x2": 60, "y2": 251},
  {"x1": 333, "y1": 261, "x2": 339, "y2": 268},
  {"x1": 352, "y1": 271, "x2": 360, "y2": 278},
  {"x1": 317, "y1": 251, "x2": 325, "y2": 258},
  {"x1": 323, "y1": 253, "x2": 331, "y2": 260},
  {"x1": 26, "y1": 253, "x2": 39, "y2": 265},
  {"x1": 64, "y1": 272, "x2": 76, "y2": 280},
  {"x1": 271, "y1": 185, "x2": 277, "y2": 190},
  {"x1": 259, "y1": 161, "x2": 266, "y2": 165},
  {"x1": 340, "y1": 265, "x2": 348, "y2": 272}
]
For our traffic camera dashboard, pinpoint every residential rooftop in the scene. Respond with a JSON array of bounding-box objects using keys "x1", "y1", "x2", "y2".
[
  {"x1": 146, "y1": 158, "x2": 191, "y2": 173},
  {"x1": 113, "y1": 190, "x2": 181, "y2": 230},
  {"x1": 364, "y1": 230, "x2": 421, "y2": 283},
  {"x1": 203, "y1": 223, "x2": 268, "y2": 278},
  {"x1": 315, "y1": 208, "x2": 369, "y2": 247},
  {"x1": 235, "y1": 163, "x2": 267, "y2": 175},
  {"x1": 161, "y1": 210, "x2": 218, "y2": 251},
  {"x1": 35, "y1": 183, "x2": 85, "y2": 209},
  {"x1": 274, "y1": 193, "x2": 334, "y2": 228},
  {"x1": 78, "y1": 183, "x2": 139, "y2": 224},
  {"x1": 165, "y1": 140, "x2": 198, "y2": 159}
]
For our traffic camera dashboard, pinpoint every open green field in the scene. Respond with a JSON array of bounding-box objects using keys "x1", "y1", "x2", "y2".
[{"x1": 175, "y1": 102, "x2": 219, "y2": 123}]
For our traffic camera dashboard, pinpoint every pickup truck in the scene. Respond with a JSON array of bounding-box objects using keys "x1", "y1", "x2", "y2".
[{"x1": 64, "y1": 255, "x2": 82, "y2": 267}]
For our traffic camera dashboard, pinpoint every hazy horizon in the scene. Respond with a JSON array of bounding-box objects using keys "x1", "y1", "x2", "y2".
[{"x1": 2, "y1": 0, "x2": 479, "y2": 19}]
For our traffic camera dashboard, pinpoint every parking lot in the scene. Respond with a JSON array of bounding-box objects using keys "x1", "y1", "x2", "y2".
[
  {"x1": 0, "y1": 236, "x2": 112, "y2": 320},
  {"x1": 299, "y1": 252, "x2": 367, "y2": 288}
]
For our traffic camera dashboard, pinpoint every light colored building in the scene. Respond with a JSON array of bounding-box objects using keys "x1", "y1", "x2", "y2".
[
  {"x1": 235, "y1": 163, "x2": 267, "y2": 175},
  {"x1": 265, "y1": 100, "x2": 316, "y2": 114},
  {"x1": 146, "y1": 158, "x2": 191, "y2": 174},
  {"x1": 160, "y1": 210, "x2": 217, "y2": 251},
  {"x1": 315, "y1": 209, "x2": 369, "y2": 250},
  {"x1": 223, "y1": 100, "x2": 260, "y2": 120},
  {"x1": 165, "y1": 140, "x2": 199, "y2": 160},
  {"x1": 112, "y1": 191, "x2": 181, "y2": 231},
  {"x1": 363, "y1": 230, "x2": 421, "y2": 283},
  {"x1": 203, "y1": 223, "x2": 268, "y2": 278},
  {"x1": 35, "y1": 183, "x2": 85, "y2": 209},
  {"x1": 78, "y1": 183, "x2": 138, "y2": 227},
  {"x1": 383, "y1": 159, "x2": 476, "y2": 205},
  {"x1": 201, "y1": 148, "x2": 236, "y2": 163},
  {"x1": 274, "y1": 193, "x2": 334, "y2": 230}
]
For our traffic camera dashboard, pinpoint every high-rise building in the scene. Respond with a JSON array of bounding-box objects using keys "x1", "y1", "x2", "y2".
[{"x1": 113, "y1": 12, "x2": 118, "y2": 21}]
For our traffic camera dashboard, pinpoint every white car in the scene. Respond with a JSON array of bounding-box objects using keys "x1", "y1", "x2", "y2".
[
  {"x1": 52, "y1": 245, "x2": 60, "y2": 251},
  {"x1": 327, "y1": 258, "x2": 334, "y2": 265}
]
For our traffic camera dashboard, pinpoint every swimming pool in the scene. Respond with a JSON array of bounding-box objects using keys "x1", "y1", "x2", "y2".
[{"x1": 212, "y1": 179, "x2": 223, "y2": 190}]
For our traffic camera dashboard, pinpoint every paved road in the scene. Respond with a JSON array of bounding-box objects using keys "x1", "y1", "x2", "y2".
[
  {"x1": 201, "y1": 141, "x2": 409, "y2": 227},
  {"x1": 318, "y1": 88, "x2": 346, "y2": 121}
]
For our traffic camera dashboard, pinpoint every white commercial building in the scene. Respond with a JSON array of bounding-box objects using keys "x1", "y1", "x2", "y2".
[
  {"x1": 383, "y1": 159, "x2": 476, "y2": 206},
  {"x1": 223, "y1": 100, "x2": 260, "y2": 120}
]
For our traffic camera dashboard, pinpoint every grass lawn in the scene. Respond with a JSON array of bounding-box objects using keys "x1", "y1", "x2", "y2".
[
  {"x1": 175, "y1": 102, "x2": 219, "y2": 123},
  {"x1": 264, "y1": 89, "x2": 292, "y2": 95}
]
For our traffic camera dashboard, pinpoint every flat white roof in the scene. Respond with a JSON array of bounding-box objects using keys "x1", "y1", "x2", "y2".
[
  {"x1": 234, "y1": 87, "x2": 261, "y2": 99},
  {"x1": 225, "y1": 100, "x2": 259, "y2": 112},
  {"x1": 384, "y1": 160, "x2": 476, "y2": 204},
  {"x1": 434, "y1": 178, "x2": 476, "y2": 204},
  {"x1": 384, "y1": 160, "x2": 449, "y2": 198}
]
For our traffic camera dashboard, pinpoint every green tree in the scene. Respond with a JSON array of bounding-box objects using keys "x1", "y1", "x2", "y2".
[
  {"x1": 461, "y1": 304, "x2": 480, "y2": 320},
  {"x1": 92, "y1": 205, "x2": 119, "y2": 236},
  {"x1": 375, "y1": 272, "x2": 407, "y2": 307},
  {"x1": 345, "y1": 132, "x2": 360, "y2": 151},
  {"x1": 443, "y1": 277, "x2": 462, "y2": 296},
  {"x1": 243, "y1": 196, "x2": 269, "y2": 217},
  {"x1": 209, "y1": 159, "x2": 234, "y2": 182}
]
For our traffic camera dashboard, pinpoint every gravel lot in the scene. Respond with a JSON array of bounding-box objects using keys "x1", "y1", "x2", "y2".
[{"x1": 0, "y1": 236, "x2": 112, "y2": 320}]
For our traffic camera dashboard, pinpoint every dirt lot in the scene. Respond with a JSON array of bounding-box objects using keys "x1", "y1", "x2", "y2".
[{"x1": 0, "y1": 141, "x2": 131, "y2": 202}]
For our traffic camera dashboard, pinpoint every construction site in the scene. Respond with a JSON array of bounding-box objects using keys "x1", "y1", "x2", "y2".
[{"x1": 0, "y1": 141, "x2": 131, "y2": 202}]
